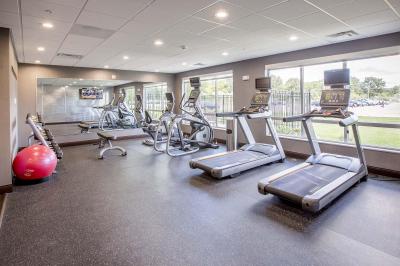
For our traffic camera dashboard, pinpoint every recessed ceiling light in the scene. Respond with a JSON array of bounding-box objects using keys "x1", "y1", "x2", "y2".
[
  {"x1": 215, "y1": 10, "x2": 228, "y2": 19},
  {"x1": 35, "y1": 60, "x2": 41, "y2": 64},
  {"x1": 154, "y1": 39, "x2": 164, "y2": 46},
  {"x1": 182, "y1": 62, "x2": 187, "y2": 66},
  {"x1": 42, "y1": 22, "x2": 53, "y2": 29},
  {"x1": 155, "y1": 69, "x2": 160, "y2": 72},
  {"x1": 123, "y1": 55, "x2": 129, "y2": 60},
  {"x1": 289, "y1": 35, "x2": 298, "y2": 41},
  {"x1": 79, "y1": 78, "x2": 83, "y2": 81},
  {"x1": 37, "y1": 46, "x2": 45, "y2": 52},
  {"x1": 222, "y1": 51, "x2": 229, "y2": 56},
  {"x1": 104, "y1": 65, "x2": 109, "y2": 69}
]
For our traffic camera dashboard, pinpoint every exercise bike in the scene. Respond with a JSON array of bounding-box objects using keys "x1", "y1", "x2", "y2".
[{"x1": 165, "y1": 77, "x2": 219, "y2": 157}]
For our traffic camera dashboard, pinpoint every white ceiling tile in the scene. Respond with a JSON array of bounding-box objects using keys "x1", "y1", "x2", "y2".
[
  {"x1": 119, "y1": 20, "x2": 160, "y2": 38},
  {"x1": 200, "y1": 25, "x2": 243, "y2": 42},
  {"x1": 171, "y1": 17, "x2": 219, "y2": 34},
  {"x1": 304, "y1": 0, "x2": 353, "y2": 9},
  {"x1": 355, "y1": 19, "x2": 400, "y2": 36},
  {"x1": 345, "y1": 9, "x2": 399, "y2": 28},
  {"x1": 228, "y1": 14, "x2": 276, "y2": 32},
  {"x1": 85, "y1": 0, "x2": 150, "y2": 19},
  {"x1": 0, "y1": 0, "x2": 19, "y2": 13},
  {"x1": 259, "y1": 0, "x2": 319, "y2": 22},
  {"x1": 21, "y1": 0, "x2": 82, "y2": 23},
  {"x1": 41, "y1": 0, "x2": 86, "y2": 8},
  {"x1": 22, "y1": 15, "x2": 71, "y2": 37},
  {"x1": 76, "y1": 10, "x2": 128, "y2": 30},
  {"x1": 224, "y1": 0, "x2": 287, "y2": 11},
  {"x1": 23, "y1": 27, "x2": 65, "y2": 44},
  {"x1": 286, "y1": 11, "x2": 351, "y2": 37},
  {"x1": 194, "y1": 1, "x2": 254, "y2": 25},
  {"x1": 325, "y1": 0, "x2": 389, "y2": 21},
  {"x1": 59, "y1": 34, "x2": 104, "y2": 55}
]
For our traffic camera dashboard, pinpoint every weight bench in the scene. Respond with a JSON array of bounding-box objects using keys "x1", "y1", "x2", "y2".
[
  {"x1": 97, "y1": 131, "x2": 127, "y2": 159},
  {"x1": 79, "y1": 123, "x2": 91, "y2": 133}
]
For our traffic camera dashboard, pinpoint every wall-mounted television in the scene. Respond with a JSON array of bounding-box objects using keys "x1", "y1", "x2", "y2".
[{"x1": 79, "y1": 88, "x2": 103, "y2": 99}]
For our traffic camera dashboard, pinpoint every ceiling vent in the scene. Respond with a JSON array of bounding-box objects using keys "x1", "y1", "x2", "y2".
[
  {"x1": 327, "y1": 30, "x2": 359, "y2": 38},
  {"x1": 70, "y1": 24, "x2": 115, "y2": 39},
  {"x1": 193, "y1": 63, "x2": 206, "y2": 66},
  {"x1": 56, "y1": 53, "x2": 84, "y2": 60}
]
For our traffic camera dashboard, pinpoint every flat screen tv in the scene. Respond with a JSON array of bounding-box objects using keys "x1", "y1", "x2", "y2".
[{"x1": 79, "y1": 88, "x2": 103, "y2": 99}]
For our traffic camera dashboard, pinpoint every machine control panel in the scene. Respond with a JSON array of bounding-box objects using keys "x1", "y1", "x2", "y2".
[
  {"x1": 188, "y1": 89, "x2": 200, "y2": 104},
  {"x1": 320, "y1": 89, "x2": 350, "y2": 108}
]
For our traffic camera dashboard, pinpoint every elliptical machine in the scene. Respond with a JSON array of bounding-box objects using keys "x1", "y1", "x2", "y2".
[
  {"x1": 165, "y1": 77, "x2": 219, "y2": 157},
  {"x1": 142, "y1": 92, "x2": 177, "y2": 150},
  {"x1": 79, "y1": 89, "x2": 137, "y2": 132},
  {"x1": 134, "y1": 94, "x2": 153, "y2": 128}
]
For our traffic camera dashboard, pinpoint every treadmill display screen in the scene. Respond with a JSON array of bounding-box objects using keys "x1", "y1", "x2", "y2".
[
  {"x1": 188, "y1": 89, "x2": 200, "y2": 103},
  {"x1": 320, "y1": 89, "x2": 350, "y2": 107},
  {"x1": 251, "y1": 92, "x2": 270, "y2": 106},
  {"x1": 324, "y1": 69, "x2": 350, "y2": 86},
  {"x1": 255, "y1": 77, "x2": 271, "y2": 89}
]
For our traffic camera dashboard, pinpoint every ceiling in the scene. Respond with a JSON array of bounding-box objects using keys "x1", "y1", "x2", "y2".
[
  {"x1": 1, "y1": 0, "x2": 399, "y2": 73},
  {"x1": 38, "y1": 78, "x2": 132, "y2": 87}
]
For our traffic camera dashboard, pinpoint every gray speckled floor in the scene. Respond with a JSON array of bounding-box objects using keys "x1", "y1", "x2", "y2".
[{"x1": 1, "y1": 139, "x2": 399, "y2": 266}]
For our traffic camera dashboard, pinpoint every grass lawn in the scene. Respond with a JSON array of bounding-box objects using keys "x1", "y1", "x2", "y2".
[{"x1": 313, "y1": 116, "x2": 400, "y2": 149}]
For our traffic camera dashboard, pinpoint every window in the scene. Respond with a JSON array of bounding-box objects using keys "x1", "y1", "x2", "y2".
[
  {"x1": 267, "y1": 54, "x2": 400, "y2": 150},
  {"x1": 124, "y1": 86, "x2": 136, "y2": 111},
  {"x1": 269, "y1": 67, "x2": 302, "y2": 136},
  {"x1": 144, "y1": 82, "x2": 168, "y2": 118},
  {"x1": 304, "y1": 62, "x2": 345, "y2": 143},
  {"x1": 347, "y1": 55, "x2": 400, "y2": 149},
  {"x1": 182, "y1": 72, "x2": 233, "y2": 128}
]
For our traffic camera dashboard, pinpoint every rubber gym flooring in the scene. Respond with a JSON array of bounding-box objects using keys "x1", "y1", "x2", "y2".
[{"x1": 0, "y1": 139, "x2": 399, "y2": 265}]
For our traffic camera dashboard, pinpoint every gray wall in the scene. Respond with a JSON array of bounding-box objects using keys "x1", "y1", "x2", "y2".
[
  {"x1": 175, "y1": 32, "x2": 400, "y2": 172},
  {"x1": 0, "y1": 28, "x2": 18, "y2": 189},
  {"x1": 37, "y1": 85, "x2": 114, "y2": 123},
  {"x1": 18, "y1": 64, "x2": 175, "y2": 146}
]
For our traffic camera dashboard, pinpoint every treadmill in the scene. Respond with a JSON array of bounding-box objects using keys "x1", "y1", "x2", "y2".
[
  {"x1": 189, "y1": 77, "x2": 285, "y2": 179},
  {"x1": 258, "y1": 68, "x2": 368, "y2": 212}
]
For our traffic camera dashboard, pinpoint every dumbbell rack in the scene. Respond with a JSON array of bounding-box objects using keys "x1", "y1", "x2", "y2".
[{"x1": 26, "y1": 113, "x2": 63, "y2": 160}]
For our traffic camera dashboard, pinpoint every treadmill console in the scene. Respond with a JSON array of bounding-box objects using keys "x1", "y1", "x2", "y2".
[
  {"x1": 320, "y1": 89, "x2": 350, "y2": 108},
  {"x1": 255, "y1": 77, "x2": 271, "y2": 91}
]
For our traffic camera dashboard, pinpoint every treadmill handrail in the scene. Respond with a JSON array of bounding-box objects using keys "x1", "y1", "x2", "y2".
[
  {"x1": 339, "y1": 114, "x2": 358, "y2": 127},
  {"x1": 216, "y1": 112, "x2": 240, "y2": 117},
  {"x1": 283, "y1": 114, "x2": 306, "y2": 122}
]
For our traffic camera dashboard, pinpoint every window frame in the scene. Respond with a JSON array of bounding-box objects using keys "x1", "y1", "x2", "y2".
[
  {"x1": 143, "y1": 82, "x2": 168, "y2": 119},
  {"x1": 182, "y1": 71, "x2": 233, "y2": 129},
  {"x1": 266, "y1": 55, "x2": 400, "y2": 151}
]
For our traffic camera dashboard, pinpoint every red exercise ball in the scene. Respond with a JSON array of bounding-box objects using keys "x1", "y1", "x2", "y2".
[{"x1": 13, "y1": 145, "x2": 57, "y2": 181}]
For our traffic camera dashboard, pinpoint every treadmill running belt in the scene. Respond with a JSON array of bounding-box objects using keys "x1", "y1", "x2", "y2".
[
  {"x1": 268, "y1": 164, "x2": 348, "y2": 198},
  {"x1": 197, "y1": 151, "x2": 266, "y2": 169}
]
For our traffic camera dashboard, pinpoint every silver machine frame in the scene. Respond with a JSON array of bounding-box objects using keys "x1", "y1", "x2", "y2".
[
  {"x1": 258, "y1": 68, "x2": 368, "y2": 212},
  {"x1": 189, "y1": 77, "x2": 285, "y2": 178}
]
